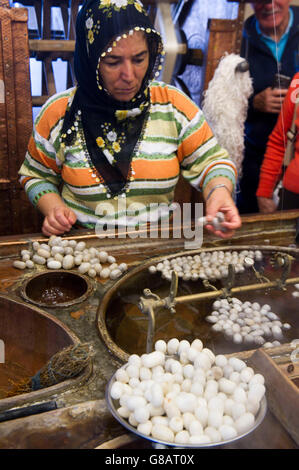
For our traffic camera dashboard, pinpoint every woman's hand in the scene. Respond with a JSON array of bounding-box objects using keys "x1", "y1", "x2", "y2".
[
  {"x1": 202, "y1": 181, "x2": 242, "y2": 239},
  {"x1": 42, "y1": 206, "x2": 77, "y2": 237},
  {"x1": 37, "y1": 193, "x2": 77, "y2": 236},
  {"x1": 257, "y1": 196, "x2": 277, "y2": 214}
]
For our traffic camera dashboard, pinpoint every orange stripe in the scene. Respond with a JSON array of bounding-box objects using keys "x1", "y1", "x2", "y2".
[
  {"x1": 62, "y1": 166, "x2": 98, "y2": 186},
  {"x1": 35, "y1": 96, "x2": 69, "y2": 139},
  {"x1": 20, "y1": 176, "x2": 32, "y2": 186},
  {"x1": 132, "y1": 158, "x2": 180, "y2": 180},
  {"x1": 150, "y1": 85, "x2": 198, "y2": 121},
  {"x1": 28, "y1": 137, "x2": 60, "y2": 173},
  {"x1": 177, "y1": 122, "x2": 213, "y2": 162}
]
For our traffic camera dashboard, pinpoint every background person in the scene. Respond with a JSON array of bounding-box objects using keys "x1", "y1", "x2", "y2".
[
  {"x1": 256, "y1": 72, "x2": 299, "y2": 212},
  {"x1": 238, "y1": 0, "x2": 299, "y2": 214},
  {"x1": 19, "y1": 0, "x2": 241, "y2": 239}
]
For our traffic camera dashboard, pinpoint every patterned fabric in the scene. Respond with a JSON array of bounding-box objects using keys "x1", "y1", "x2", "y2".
[
  {"x1": 19, "y1": 82, "x2": 237, "y2": 229},
  {"x1": 61, "y1": 0, "x2": 164, "y2": 197},
  {"x1": 256, "y1": 72, "x2": 299, "y2": 197}
]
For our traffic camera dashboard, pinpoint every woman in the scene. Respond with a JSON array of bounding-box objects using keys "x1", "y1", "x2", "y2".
[
  {"x1": 256, "y1": 72, "x2": 299, "y2": 212},
  {"x1": 19, "y1": 0, "x2": 241, "y2": 239}
]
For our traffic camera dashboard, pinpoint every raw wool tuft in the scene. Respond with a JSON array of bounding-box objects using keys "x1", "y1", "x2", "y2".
[{"x1": 202, "y1": 53, "x2": 253, "y2": 178}]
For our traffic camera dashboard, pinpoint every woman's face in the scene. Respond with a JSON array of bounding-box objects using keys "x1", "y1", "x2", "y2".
[{"x1": 98, "y1": 31, "x2": 149, "y2": 102}]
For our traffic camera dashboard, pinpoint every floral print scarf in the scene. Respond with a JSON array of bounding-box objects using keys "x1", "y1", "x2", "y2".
[{"x1": 61, "y1": 0, "x2": 164, "y2": 198}]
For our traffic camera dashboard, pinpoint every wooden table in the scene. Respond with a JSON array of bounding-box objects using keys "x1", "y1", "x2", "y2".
[{"x1": 0, "y1": 211, "x2": 298, "y2": 449}]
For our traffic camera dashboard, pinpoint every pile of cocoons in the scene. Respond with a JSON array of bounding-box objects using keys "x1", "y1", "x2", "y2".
[
  {"x1": 206, "y1": 297, "x2": 291, "y2": 348},
  {"x1": 109, "y1": 338, "x2": 266, "y2": 446},
  {"x1": 148, "y1": 249, "x2": 263, "y2": 282},
  {"x1": 292, "y1": 283, "x2": 299, "y2": 298},
  {"x1": 12, "y1": 236, "x2": 127, "y2": 280}
]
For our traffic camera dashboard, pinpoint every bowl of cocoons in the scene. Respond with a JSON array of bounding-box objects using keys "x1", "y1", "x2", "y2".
[
  {"x1": 106, "y1": 338, "x2": 267, "y2": 448},
  {"x1": 206, "y1": 297, "x2": 292, "y2": 349}
]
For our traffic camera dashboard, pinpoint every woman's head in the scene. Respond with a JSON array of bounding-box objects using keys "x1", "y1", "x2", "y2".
[
  {"x1": 74, "y1": 0, "x2": 164, "y2": 104},
  {"x1": 98, "y1": 30, "x2": 149, "y2": 101}
]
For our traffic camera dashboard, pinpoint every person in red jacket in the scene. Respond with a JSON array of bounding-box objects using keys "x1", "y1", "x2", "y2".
[{"x1": 256, "y1": 72, "x2": 299, "y2": 213}]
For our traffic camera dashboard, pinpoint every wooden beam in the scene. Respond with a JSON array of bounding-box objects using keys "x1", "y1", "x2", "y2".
[{"x1": 29, "y1": 39, "x2": 75, "y2": 52}]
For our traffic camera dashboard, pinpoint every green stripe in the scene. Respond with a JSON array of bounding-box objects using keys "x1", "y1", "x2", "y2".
[
  {"x1": 182, "y1": 142, "x2": 221, "y2": 169},
  {"x1": 23, "y1": 159, "x2": 61, "y2": 183},
  {"x1": 34, "y1": 139, "x2": 57, "y2": 161}
]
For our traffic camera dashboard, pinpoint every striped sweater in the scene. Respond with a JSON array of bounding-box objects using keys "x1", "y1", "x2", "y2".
[{"x1": 19, "y1": 81, "x2": 237, "y2": 229}]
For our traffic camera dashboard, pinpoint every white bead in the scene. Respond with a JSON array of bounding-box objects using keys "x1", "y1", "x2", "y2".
[
  {"x1": 117, "y1": 406, "x2": 130, "y2": 419},
  {"x1": 99, "y1": 267, "x2": 110, "y2": 279},
  {"x1": 155, "y1": 340, "x2": 167, "y2": 353},
  {"x1": 110, "y1": 381, "x2": 123, "y2": 400},
  {"x1": 169, "y1": 416, "x2": 183, "y2": 433},
  {"x1": 189, "y1": 419, "x2": 203, "y2": 436},
  {"x1": 110, "y1": 269, "x2": 122, "y2": 280},
  {"x1": 47, "y1": 260, "x2": 62, "y2": 270},
  {"x1": 151, "y1": 424, "x2": 174, "y2": 443},
  {"x1": 228, "y1": 357, "x2": 246, "y2": 372},
  {"x1": 248, "y1": 383, "x2": 265, "y2": 403},
  {"x1": 137, "y1": 421, "x2": 152, "y2": 436},
  {"x1": 78, "y1": 262, "x2": 91, "y2": 274},
  {"x1": 174, "y1": 430, "x2": 190, "y2": 444},
  {"x1": 126, "y1": 396, "x2": 147, "y2": 412},
  {"x1": 233, "y1": 386, "x2": 247, "y2": 404},
  {"x1": 13, "y1": 260, "x2": 26, "y2": 269},
  {"x1": 232, "y1": 403, "x2": 246, "y2": 421},
  {"x1": 215, "y1": 354, "x2": 227, "y2": 368},
  {"x1": 134, "y1": 407, "x2": 150, "y2": 424},
  {"x1": 167, "y1": 338, "x2": 180, "y2": 355},
  {"x1": 240, "y1": 367, "x2": 254, "y2": 383},
  {"x1": 189, "y1": 434, "x2": 211, "y2": 444},
  {"x1": 218, "y1": 378, "x2": 236, "y2": 395},
  {"x1": 194, "y1": 406, "x2": 208, "y2": 427},
  {"x1": 219, "y1": 424, "x2": 237, "y2": 440},
  {"x1": 76, "y1": 241, "x2": 86, "y2": 251},
  {"x1": 115, "y1": 368, "x2": 129, "y2": 383},
  {"x1": 25, "y1": 260, "x2": 34, "y2": 269},
  {"x1": 204, "y1": 426, "x2": 221, "y2": 443},
  {"x1": 208, "y1": 410, "x2": 223, "y2": 429},
  {"x1": 234, "y1": 412, "x2": 255, "y2": 435},
  {"x1": 32, "y1": 254, "x2": 46, "y2": 265}
]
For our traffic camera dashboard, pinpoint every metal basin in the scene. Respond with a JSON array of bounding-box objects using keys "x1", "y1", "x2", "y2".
[
  {"x1": 20, "y1": 270, "x2": 93, "y2": 308},
  {"x1": 97, "y1": 245, "x2": 299, "y2": 363},
  {"x1": 0, "y1": 294, "x2": 90, "y2": 411}
]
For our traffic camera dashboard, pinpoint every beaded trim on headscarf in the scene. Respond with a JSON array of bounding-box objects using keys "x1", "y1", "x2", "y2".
[
  {"x1": 95, "y1": 25, "x2": 164, "y2": 97},
  {"x1": 60, "y1": 0, "x2": 165, "y2": 199}
]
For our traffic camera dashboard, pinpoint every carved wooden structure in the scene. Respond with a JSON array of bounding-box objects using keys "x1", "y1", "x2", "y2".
[{"x1": 0, "y1": 0, "x2": 42, "y2": 235}]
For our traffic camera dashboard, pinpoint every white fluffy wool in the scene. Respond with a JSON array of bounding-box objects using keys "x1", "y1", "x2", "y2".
[{"x1": 202, "y1": 54, "x2": 253, "y2": 178}]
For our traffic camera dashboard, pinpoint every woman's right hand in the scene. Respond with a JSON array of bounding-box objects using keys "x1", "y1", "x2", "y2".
[
  {"x1": 257, "y1": 196, "x2": 277, "y2": 214},
  {"x1": 42, "y1": 205, "x2": 77, "y2": 236}
]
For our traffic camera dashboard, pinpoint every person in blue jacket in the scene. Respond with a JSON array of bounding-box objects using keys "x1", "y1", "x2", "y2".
[{"x1": 237, "y1": 0, "x2": 299, "y2": 214}]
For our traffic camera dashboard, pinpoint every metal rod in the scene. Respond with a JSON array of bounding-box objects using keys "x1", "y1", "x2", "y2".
[{"x1": 174, "y1": 276, "x2": 299, "y2": 304}]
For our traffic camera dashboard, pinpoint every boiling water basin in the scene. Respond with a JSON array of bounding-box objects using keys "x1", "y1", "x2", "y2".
[{"x1": 0, "y1": 294, "x2": 83, "y2": 410}]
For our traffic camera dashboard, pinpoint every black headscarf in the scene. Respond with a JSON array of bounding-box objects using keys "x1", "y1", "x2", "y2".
[{"x1": 61, "y1": 0, "x2": 164, "y2": 198}]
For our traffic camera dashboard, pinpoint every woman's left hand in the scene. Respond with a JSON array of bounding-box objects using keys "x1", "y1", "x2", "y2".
[{"x1": 203, "y1": 184, "x2": 242, "y2": 239}]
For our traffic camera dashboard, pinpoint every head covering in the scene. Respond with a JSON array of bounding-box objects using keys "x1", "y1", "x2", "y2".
[{"x1": 61, "y1": 0, "x2": 164, "y2": 198}]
